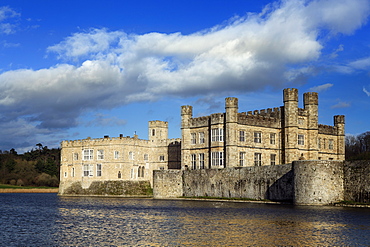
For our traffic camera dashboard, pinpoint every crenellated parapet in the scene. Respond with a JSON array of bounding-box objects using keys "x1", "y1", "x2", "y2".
[
  {"x1": 238, "y1": 111, "x2": 280, "y2": 127},
  {"x1": 334, "y1": 115, "x2": 345, "y2": 125},
  {"x1": 211, "y1": 113, "x2": 225, "y2": 125},
  {"x1": 225, "y1": 97, "x2": 238, "y2": 108},
  {"x1": 61, "y1": 134, "x2": 150, "y2": 148},
  {"x1": 283, "y1": 88, "x2": 298, "y2": 102},
  {"x1": 181, "y1": 105, "x2": 193, "y2": 117},
  {"x1": 190, "y1": 116, "x2": 210, "y2": 128},
  {"x1": 303, "y1": 92, "x2": 318, "y2": 106},
  {"x1": 318, "y1": 124, "x2": 336, "y2": 135}
]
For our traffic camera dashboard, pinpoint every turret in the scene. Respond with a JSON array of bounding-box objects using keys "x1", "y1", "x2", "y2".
[
  {"x1": 283, "y1": 88, "x2": 299, "y2": 163},
  {"x1": 303, "y1": 92, "x2": 319, "y2": 159},
  {"x1": 225, "y1": 97, "x2": 238, "y2": 167},
  {"x1": 181, "y1": 105, "x2": 193, "y2": 170},
  {"x1": 148, "y1": 121, "x2": 168, "y2": 143},
  {"x1": 334, "y1": 115, "x2": 345, "y2": 160}
]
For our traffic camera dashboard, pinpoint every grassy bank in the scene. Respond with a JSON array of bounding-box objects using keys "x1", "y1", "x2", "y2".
[{"x1": 0, "y1": 184, "x2": 59, "y2": 193}]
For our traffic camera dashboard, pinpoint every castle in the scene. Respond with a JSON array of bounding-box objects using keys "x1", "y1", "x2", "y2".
[
  {"x1": 181, "y1": 88, "x2": 345, "y2": 170},
  {"x1": 59, "y1": 88, "x2": 345, "y2": 197}
]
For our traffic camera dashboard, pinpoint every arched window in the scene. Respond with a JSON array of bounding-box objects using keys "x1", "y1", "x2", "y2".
[{"x1": 118, "y1": 171, "x2": 121, "y2": 178}]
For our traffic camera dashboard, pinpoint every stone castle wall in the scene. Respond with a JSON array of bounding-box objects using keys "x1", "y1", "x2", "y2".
[
  {"x1": 343, "y1": 160, "x2": 370, "y2": 203},
  {"x1": 153, "y1": 160, "x2": 370, "y2": 205}
]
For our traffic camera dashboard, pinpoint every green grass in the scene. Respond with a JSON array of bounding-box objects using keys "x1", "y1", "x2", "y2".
[{"x1": 0, "y1": 184, "x2": 58, "y2": 189}]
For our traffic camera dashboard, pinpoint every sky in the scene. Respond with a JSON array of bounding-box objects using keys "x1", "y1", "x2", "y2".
[{"x1": 0, "y1": 0, "x2": 370, "y2": 153}]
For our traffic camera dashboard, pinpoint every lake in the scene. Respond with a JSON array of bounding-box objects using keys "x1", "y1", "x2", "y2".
[{"x1": 0, "y1": 193, "x2": 369, "y2": 246}]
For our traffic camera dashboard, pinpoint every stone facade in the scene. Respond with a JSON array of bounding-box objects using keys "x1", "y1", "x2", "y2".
[
  {"x1": 181, "y1": 88, "x2": 345, "y2": 170},
  {"x1": 59, "y1": 88, "x2": 345, "y2": 197},
  {"x1": 59, "y1": 121, "x2": 181, "y2": 195}
]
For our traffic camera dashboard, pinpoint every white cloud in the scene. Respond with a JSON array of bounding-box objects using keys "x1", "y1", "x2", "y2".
[
  {"x1": 349, "y1": 57, "x2": 370, "y2": 70},
  {"x1": 331, "y1": 101, "x2": 351, "y2": 109},
  {"x1": 364, "y1": 87, "x2": 370, "y2": 96},
  {"x1": 0, "y1": 6, "x2": 20, "y2": 34},
  {"x1": 1, "y1": 0, "x2": 370, "y2": 151},
  {"x1": 309, "y1": 83, "x2": 333, "y2": 92}
]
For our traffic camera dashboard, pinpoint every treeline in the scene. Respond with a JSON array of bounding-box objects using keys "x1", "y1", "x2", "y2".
[
  {"x1": 0, "y1": 144, "x2": 60, "y2": 187},
  {"x1": 346, "y1": 131, "x2": 370, "y2": 160}
]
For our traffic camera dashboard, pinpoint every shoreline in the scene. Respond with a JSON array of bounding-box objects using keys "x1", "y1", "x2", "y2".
[{"x1": 0, "y1": 188, "x2": 59, "y2": 193}]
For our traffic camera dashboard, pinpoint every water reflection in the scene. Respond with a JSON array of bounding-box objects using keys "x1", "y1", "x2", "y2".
[
  {"x1": 0, "y1": 194, "x2": 369, "y2": 246},
  {"x1": 54, "y1": 197, "x2": 370, "y2": 246}
]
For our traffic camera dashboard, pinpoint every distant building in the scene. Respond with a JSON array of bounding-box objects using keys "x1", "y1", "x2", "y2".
[{"x1": 181, "y1": 88, "x2": 345, "y2": 170}]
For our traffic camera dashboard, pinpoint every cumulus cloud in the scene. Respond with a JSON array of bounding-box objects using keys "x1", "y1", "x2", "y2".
[
  {"x1": 0, "y1": 0, "x2": 369, "y2": 151},
  {"x1": 309, "y1": 83, "x2": 333, "y2": 92}
]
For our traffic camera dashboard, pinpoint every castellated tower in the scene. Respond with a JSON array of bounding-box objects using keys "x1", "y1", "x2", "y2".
[
  {"x1": 283, "y1": 88, "x2": 299, "y2": 163},
  {"x1": 303, "y1": 92, "x2": 319, "y2": 160},
  {"x1": 334, "y1": 115, "x2": 345, "y2": 160},
  {"x1": 181, "y1": 105, "x2": 193, "y2": 169},
  {"x1": 148, "y1": 120, "x2": 168, "y2": 144},
  {"x1": 225, "y1": 97, "x2": 238, "y2": 167}
]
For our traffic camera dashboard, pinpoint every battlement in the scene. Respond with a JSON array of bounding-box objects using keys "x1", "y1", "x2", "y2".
[
  {"x1": 334, "y1": 115, "x2": 345, "y2": 125},
  {"x1": 225, "y1": 97, "x2": 238, "y2": 108},
  {"x1": 304, "y1": 92, "x2": 318, "y2": 106},
  {"x1": 211, "y1": 113, "x2": 225, "y2": 124},
  {"x1": 149, "y1": 120, "x2": 168, "y2": 128},
  {"x1": 181, "y1": 105, "x2": 193, "y2": 116},
  {"x1": 283, "y1": 88, "x2": 298, "y2": 102},
  {"x1": 318, "y1": 124, "x2": 336, "y2": 135},
  {"x1": 243, "y1": 107, "x2": 281, "y2": 118},
  {"x1": 61, "y1": 134, "x2": 150, "y2": 148},
  {"x1": 190, "y1": 116, "x2": 210, "y2": 127},
  {"x1": 238, "y1": 110, "x2": 280, "y2": 127}
]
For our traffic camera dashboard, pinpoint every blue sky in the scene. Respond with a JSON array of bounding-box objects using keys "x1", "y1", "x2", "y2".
[{"x1": 0, "y1": 0, "x2": 369, "y2": 153}]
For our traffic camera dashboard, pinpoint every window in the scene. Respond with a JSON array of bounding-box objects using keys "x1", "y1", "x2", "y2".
[
  {"x1": 114, "y1": 151, "x2": 119, "y2": 159},
  {"x1": 239, "y1": 131, "x2": 245, "y2": 142},
  {"x1": 191, "y1": 133, "x2": 197, "y2": 144},
  {"x1": 97, "y1": 150, "x2": 104, "y2": 160},
  {"x1": 270, "y1": 133, "x2": 276, "y2": 145},
  {"x1": 323, "y1": 139, "x2": 326, "y2": 149},
  {"x1": 72, "y1": 168, "x2": 75, "y2": 177},
  {"x1": 138, "y1": 166, "x2": 145, "y2": 177},
  {"x1": 211, "y1": 128, "x2": 224, "y2": 142},
  {"x1": 144, "y1": 154, "x2": 149, "y2": 161},
  {"x1": 239, "y1": 152, "x2": 245, "y2": 166},
  {"x1": 199, "y1": 153, "x2": 205, "y2": 169},
  {"x1": 329, "y1": 139, "x2": 334, "y2": 150},
  {"x1": 73, "y1": 153, "x2": 78, "y2": 161},
  {"x1": 64, "y1": 172, "x2": 67, "y2": 178},
  {"x1": 83, "y1": 149, "x2": 93, "y2": 160},
  {"x1": 191, "y1": 154, "x2": 197, "y2": 170},
  {"x1": 270, "y1": 154, "x2": 276, "y2": 166},
  {"x1": 254, "y1": 132, "x2": 262, "y2": 143},
  {"x1": 159, "y1": 155, "x2": 165, "y2": 161},
  {"x1": 298, "y1": 135, "x2": 304, "y2": 145},
  {"x1": 118, "y1": 171, "x2": 121, "y2": 178},
  {"x1": 96, "y1": 164, "x2": 102, "y2": 177},
  {"x1": 152, "y1": 129, "x2": 155, "y2": 136},
  {"x1": 130, "y1": 168, "x2": 135, "y2": 179},
  {"x1": 318, "y1": 138, "x2": 322, "y2": 149},
  {"x1": 199, "y1": 132, "x2": 205, "y2": 144},
  {"x1": 129, "y1": 151, "x2": 134, "y2": 160},
  {"x1": 254, "y1": 153, "x2": 262, "y2": 166},
  {"x1": 83, "y1": 164, "x2": 93, "y2": 177},
  {"x1": 211, "y1": 151, "x2": 224, "y2": 167}
]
